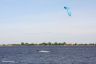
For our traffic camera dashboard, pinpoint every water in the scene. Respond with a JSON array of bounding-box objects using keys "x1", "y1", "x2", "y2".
[{"x1": 0, "y1": 46, "x2": 96, "y2": 64}]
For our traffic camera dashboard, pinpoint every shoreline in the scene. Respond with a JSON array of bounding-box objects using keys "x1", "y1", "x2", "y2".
[{"x1": 0, "y1": 42, "x2": 96, "y2": 47}]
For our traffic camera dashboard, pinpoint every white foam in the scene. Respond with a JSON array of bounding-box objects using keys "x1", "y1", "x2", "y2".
[
  {"x1": 39, "y1": 50, "x2": 50, "y2": 53},
  {"x1": 2, "y1": 60, "x2": 15, "y2": 63}
]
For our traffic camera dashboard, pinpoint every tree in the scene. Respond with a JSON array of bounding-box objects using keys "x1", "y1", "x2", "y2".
[{"x1": 21, "y1": 42, "x2": 25, "y2": 45}]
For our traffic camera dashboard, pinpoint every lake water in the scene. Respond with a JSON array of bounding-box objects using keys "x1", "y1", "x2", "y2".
[{"x1": 0, "y1": 46, "x2": 96, "y2": 64}]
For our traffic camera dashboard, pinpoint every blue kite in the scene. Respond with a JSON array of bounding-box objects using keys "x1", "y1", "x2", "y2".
[{"x1": 64, "y1": 6, "x2": 72, "y2": 16}]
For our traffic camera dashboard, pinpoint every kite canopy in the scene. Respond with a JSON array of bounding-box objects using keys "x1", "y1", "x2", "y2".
[{"x1": 64, "y1": 6, "x2": 72, "y2": 16}]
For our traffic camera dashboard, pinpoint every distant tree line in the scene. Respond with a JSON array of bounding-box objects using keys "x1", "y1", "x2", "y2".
[
  {"x1": 19, "y1": 42, "x2": 67, "y2": 46},
  {"x1": 0, "y1": 42, "x2": 96, "y2": 46},
  {"x1": 13, "y1": 42, "x2": 96, "y2": 46}
]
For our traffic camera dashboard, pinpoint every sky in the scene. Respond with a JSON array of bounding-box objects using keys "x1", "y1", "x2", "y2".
[{"x1": 0, "y1": 0, "x2": 96, "y2": 44}]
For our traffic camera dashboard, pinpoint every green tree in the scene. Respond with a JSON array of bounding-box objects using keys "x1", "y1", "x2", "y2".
[{"x1": 21, "y1": 42, "x2": 25, "y2": 45}]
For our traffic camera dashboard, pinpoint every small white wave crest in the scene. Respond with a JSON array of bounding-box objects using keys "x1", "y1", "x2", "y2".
[
  {"x1": 39, "y1": 50, "x2": 50, "y2": 53},
  {"x1": 2, "y1": 60, "x2": 15, "y2": 63}
]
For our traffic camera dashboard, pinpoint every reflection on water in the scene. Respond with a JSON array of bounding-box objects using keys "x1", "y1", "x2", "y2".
[{"x1": 0, "y1": 46, "x2": 96, "y2": 64}]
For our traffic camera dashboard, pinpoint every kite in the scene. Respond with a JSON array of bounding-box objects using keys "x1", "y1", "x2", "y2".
[{"x1": 64, "y1": 6, "x2": 72, "y2": 16}]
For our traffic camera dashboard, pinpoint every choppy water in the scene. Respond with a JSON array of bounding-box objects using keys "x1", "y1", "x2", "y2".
[{"x1": 0, "y1": 46, "x2": 96, "y2": 64}]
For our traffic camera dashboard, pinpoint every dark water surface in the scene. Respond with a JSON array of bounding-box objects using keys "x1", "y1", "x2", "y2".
[{"x1": 0, "y1": 46, "x2": 96, "y2": 64}]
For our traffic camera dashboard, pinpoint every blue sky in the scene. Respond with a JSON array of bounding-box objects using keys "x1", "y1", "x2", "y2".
[{"x1": 0, "y1": 0, "x2": 96, "y2": 44}]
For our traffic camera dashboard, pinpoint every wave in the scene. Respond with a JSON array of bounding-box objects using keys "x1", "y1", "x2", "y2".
[
  {"x1": 2, "y1": 60, "x2": 15, "y2": 63},
  {"x1": 39, "y1": 50, "x2": 50, "y2": 53}
]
